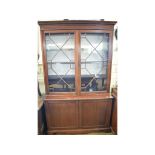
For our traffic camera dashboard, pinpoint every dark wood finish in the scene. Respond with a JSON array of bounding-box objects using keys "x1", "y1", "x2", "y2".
[
  {"x1": 45, "y1": 93, "x2": 113, "y2": 101},
  {"x1": 38, "y1": 20, "x2": 116, "y2": 134},
  {"x1": 79, "y1": 99, "x2": 112, "y2": 128},
  {"x1": 111, "y1": 88, "x2": 117, "y2": 134},
  {"x1": 44, "y1": 98, "x2": 113, "y2": 134},
  {"x1": 38, "y1": 20, "x2": 116, "y2": 31},
  {"x1": 38, "y1": 20, "x2": 117, "y2": 25},
  {"x1": 45, "y1": 100, "x2": 78, "y2": 130},
  {"x1": 75, "y1": 31, "x2": 81, "y2": 95},
  {"x1": 48, "y1": 128, "x2": 111, "y2": 135}
]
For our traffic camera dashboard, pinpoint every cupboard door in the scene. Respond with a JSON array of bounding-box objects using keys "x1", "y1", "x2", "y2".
[
  {"x1": 45, "y1": 33, "x2": 76, "y2": 92},
  {"x1": 45, "y1": 101, "x2": 78, "y2": 130},
  {"x1": 80, "y1": 32, "x2": 110, "y2": 92},
  {"x1": 79, "y1": 100, "x2": 112, "y2": 128}
]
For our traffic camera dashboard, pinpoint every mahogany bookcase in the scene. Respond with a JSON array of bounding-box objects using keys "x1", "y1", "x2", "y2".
[{"x1": 38, "y1": 20, "x2": 117, "y2": 134}]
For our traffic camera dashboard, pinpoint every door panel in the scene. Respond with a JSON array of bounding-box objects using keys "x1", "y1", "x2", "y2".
[
  {"x1": 79, "y1": 100, "x2": 112, "y2": 128},
  {"x1": 45, "y1": 101, "x2": 78, "y2": 129}
]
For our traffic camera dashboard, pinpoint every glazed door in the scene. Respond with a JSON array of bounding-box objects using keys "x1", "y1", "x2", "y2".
[
  {"x1": 43, "y1": 31, "x2": 77, "y2": 94},
  {"x1": 79, "y1": 30, "x2": 112, "y2": 93},
  {"x1": 42, "y1": 30, "x2": 112, "y2": 95}
]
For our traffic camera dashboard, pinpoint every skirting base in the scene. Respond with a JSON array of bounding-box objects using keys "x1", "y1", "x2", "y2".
[{"x1": 47, "y1": 128, "x2": 112, "y2": 135}]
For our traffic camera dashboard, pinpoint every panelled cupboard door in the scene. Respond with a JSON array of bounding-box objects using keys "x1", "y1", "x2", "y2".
[
  {"x1": 45, "y1": 101, "x2": 78, "y2": 129},
  {"x1": 79, "y1": 100, "x2": 112, "y2": 128}
]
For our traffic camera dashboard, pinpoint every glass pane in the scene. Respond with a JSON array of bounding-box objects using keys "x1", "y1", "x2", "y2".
[
  {"x1": 45, "y1": 33, "x2": 75, "y2": 92},
  {"x1": 81, "y1": 33, "x2": 109, "y2": 92}
]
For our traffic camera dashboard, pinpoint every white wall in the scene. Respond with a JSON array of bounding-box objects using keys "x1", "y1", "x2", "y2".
[{"x1": 110, "y1": 24, "x2": 118, "y2": 90}]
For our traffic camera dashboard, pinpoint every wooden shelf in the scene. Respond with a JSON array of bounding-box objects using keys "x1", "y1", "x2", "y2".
[{"x1": 45, "y1": 93, "x2": 113, "y2": 101}]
